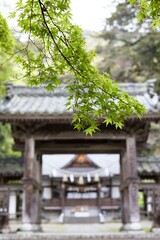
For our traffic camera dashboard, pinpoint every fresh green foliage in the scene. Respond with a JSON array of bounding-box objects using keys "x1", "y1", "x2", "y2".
[
  {"x1": 0, "y1": 13, "x2": 15, "y2": 94},
  {"x1": 0, "y1": 13, "x2": 14, "y2": 54},
  {"x1": 0, "y1": 123, "x2": 21, "y2": 158},
  {"x1": 0, "y1": 14, "x2": 17, "y2": 155},
  {"x1": 7, "y1": 0, "x2": 146, "y2": 134},
  {"x1": 0, "y1": 13, "x2": 28, "y2": 90},
  {"x1": 0, "y1": 53, "x2": 13, "y2": 96},
  {"x1": 128, "y1": 0, "x2": 160, "y2": 29}
]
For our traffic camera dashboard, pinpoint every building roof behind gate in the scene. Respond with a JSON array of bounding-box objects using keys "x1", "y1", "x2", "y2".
[{"x1": 0, "y1": 155, "x2": 160, "y2": 178}]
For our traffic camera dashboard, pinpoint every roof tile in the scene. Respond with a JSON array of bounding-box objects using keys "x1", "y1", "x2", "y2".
[{"x1": 0, "y1": 81, "x2": 159, "y2": 119}]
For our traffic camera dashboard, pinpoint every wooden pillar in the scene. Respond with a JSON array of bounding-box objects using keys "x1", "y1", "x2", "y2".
[
  {"x1": 0, "y1": 190, "x2": 10, "y2": 233},
  {"x1": 143, "y1": 190, "x2": 147, "y2": 216},
  {"x1": 61, "y1": 183, "x2": 65, "y2": 212},
  {"x1": 152, "y1": 186, "x2": 160, "y2": 231},
  {"x1": 120, "y1": 136, "x2": 141, "y2": 231},
  {"x1": 22, "y1": 137, "x2": 42, "y2": 232},
  {"x1": 109, "y1": 177, "x2": 112, "y2": 199},
  {"x1": 97, "y1": 183, "x2": 101, "y2": 211},
  {"x1": 152, "y1": 176, "x2": 160, "y2": 230},
  {"x1": 58, "y1": 183, "x2": 65, "y2": 223},
  {"x1": 120, "y1": 153, "x2": 130, "y2": 225}
]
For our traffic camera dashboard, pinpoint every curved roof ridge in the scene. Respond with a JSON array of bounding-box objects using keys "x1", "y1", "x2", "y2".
[{"x1": 5, "y1": 83, "x2": 68, "y2": 98}]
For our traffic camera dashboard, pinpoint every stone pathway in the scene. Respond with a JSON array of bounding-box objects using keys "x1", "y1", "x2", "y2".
[
  {"x1": 9, "y1": 220, "x2": 152, "y2": 233},
  {"x1": 0, "y1": 220, "x2": 159, "y2": 240}
]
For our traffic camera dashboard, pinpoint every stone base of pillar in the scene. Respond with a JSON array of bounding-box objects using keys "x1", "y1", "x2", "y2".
[
  {"x1": 152, "y1": 227, "x2": 160, "y2": 233},
  {"x1": 121, "y1": 222, "x2": 142, "y2": 232},
  {"x1": 58, "y1": 213, "x2": 64, "y2": 223},
  {"x1": 0, "y1": 226, "x2": 10, "y2": 233},
  {"x1": 21, "y1": 223, "x2": 42, "y2": 232}
]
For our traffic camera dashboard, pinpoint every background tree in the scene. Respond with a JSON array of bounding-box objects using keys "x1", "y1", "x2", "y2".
[
  {"x1": 0, "y1": 124, "x2": 21, "y2": 158},
  {"x1": 0, "y1": 13, "x2": 15, "y2": 94},
  {"x1": 95, "y1": 2, "x2": 160, "y2": 93},
  {"x1": 128, "y1": 0, "x2": 160, "y2": 156},
  {"x1": 128, "y1": 0, "x2": 160, "y2": 29},
  {"x1": 0, "y1": 12, "x2": 21, "y2": 157}
]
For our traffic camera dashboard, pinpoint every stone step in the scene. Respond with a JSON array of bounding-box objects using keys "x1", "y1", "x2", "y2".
[{"x1": 63, "y1": 216, "x2": 99, "y2": 224}]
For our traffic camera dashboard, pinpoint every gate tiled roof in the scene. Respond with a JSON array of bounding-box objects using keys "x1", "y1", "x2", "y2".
[
  {"x1": 0, "y1": 80, "x2": 159, "y2": 121},
  {"x1": 0, "y1": 84, "x2": 69, "y2": 120}
]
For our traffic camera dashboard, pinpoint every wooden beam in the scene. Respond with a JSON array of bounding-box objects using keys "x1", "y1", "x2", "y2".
[
  {"x1": 12, "y1": 129, "x2": 128, "y2": 140},
  {"x1": 11, "y1": 120, "x2": 150, "y2": 142},
  {"x1": 14, "y1": 141, "x2": 125, "y2": 154},
  {"x1": 0, "y1": 185, "x2": 22, "y2": 191},
  {"x1": 139, "y1": 183, "x2": 160, "y2": 190}
]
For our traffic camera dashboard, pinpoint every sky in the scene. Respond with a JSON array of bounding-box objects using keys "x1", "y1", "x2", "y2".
[
  {"x1": 0, "y1": 0, "x2": 117, "y2": 32},
  {"x1": 70, "y1": 0, "x2": 115, "y2": 31}
]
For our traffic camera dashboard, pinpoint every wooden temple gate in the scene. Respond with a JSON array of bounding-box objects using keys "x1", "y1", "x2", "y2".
[
  {"x1": 12, "y1": 119, "x2": 149, "y2": 231},
  {"x1": 0, "y1": 83, "x2": 160, "y2": 231}
]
